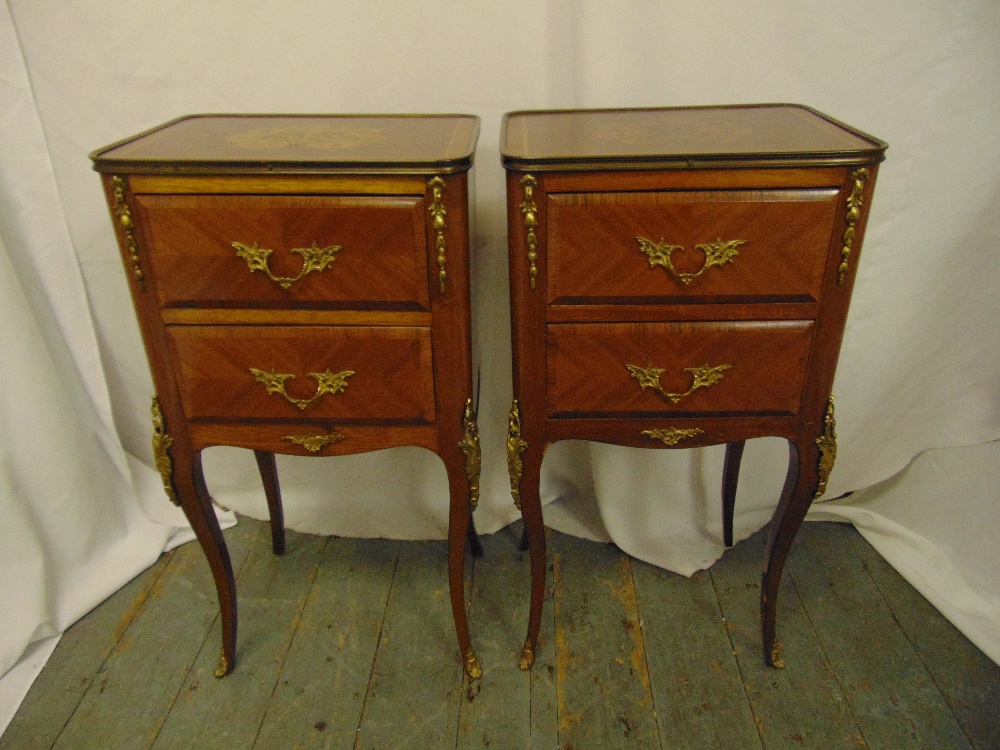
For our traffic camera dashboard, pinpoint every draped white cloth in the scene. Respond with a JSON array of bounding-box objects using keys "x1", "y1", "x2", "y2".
[{"x1": 2, "y1": 0, "x2": 998, "y2": 731}]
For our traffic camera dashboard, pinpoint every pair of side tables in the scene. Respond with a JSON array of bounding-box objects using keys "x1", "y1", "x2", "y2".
[{"x1": 91, "y1": 105, "x2": 885, "y2": 679}]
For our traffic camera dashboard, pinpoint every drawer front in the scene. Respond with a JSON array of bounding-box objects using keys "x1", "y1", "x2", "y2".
[
  {"x1": 546, "y1": 188, "x2": 839, "y2": 304},
  {"x1": 546, "y1": 321, "x2": 814, "y2": 417},
  {"x1": 134, "y1": 194, "x2": 430, "y2": 309},
  {"x1": 166, "y1": 325, "x2": 436, "y2": 423}
]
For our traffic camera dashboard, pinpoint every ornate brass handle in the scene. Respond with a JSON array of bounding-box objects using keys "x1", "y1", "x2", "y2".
[
  {"x1": 250, "y1": 367, "x2": 354, "y2": 410},
  {"x1": 233, "y1": 241, "x2": 342, "y2": 290},
  {"x1": 282, "y1": 431, "x2": 345, "y2": 453},
  {"x1": 626, "y1": 363, "x2": 731, "y2": 404},
  {"x1": 641, "y1": 427, "x2": 704, "y2": 446},
  {"x1": 636, "y1": 237, "x2": 747, "y2": 285}
]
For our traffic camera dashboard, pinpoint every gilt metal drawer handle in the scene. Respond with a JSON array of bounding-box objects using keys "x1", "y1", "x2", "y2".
[
  {"x1": 282, "y1": 431, "x2": 345, "y2": 453},
  {"x1": 641, "y1": 427, "x2": 704, "y2": 446},
  {"x1": 627, "y1": 363, "x2": 731, "y2": 404},
  {"x1": 637, "y1": 237, "x2": 747, "y2": 285},
  {"x1": 250, "y1": 367, "x2": 354, "y2": 410},
  {"x1": 233, "y1": 241, "x2": 342, "y2": 290}
]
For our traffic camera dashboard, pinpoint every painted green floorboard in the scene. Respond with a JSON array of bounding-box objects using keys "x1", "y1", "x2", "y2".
[
  {"x1": 5, "y1": 518, "x2": 999, "y2": 750},
  {"x1": 846, "y1": 529, "x2": 1000, "y2": 749},
  {"x1": 528, "y1": 529, "x2": 559, "y2": 750},
  {"x1": 788, "y1": 522, "x2": 972, "y2": 749},
  {"x1": 49, "y1": 519, "x2": 262, "y2": 750},
  {"x1": 710, "y1": 529, "x2": 865, "y2": 749},
  {"x1": 0, "y1": 547, "x2": 172, "y2": 750},
  {"x1": 353, "y1": 541, "x2": 465, "y2": 750},
  {"x1": 630, "y1": 558, "x2": 761, "y2": 748},
  {"x1": 149, "y1": 528, "x2": 328, "y2": 750},
  {"x1": 551, "y1": 533, "x2": 660, "y2": 749},
  {"x1": 252, "y1": 537, "x2": 399, "y2": 750}
]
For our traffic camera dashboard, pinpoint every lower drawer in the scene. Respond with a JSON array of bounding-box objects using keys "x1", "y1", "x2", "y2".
[
  {"x1": 166, "y1": 325, "x2": 436, "y2": 423},
  {"x1": 546, "y1": 320, "x2": 814, "y2": 417}
]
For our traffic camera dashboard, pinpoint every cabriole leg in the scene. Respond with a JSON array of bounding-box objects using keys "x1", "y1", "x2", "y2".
[
  {"x1": 507, "y1": 399, "x2": 544, "y2": 670},
  {"x1": 186, "y1": 450, "x2": 238, "y2": 677},
  {"x1": 760, "y1": 437, "x2": 817, "y2": 668},
  {"x1": 447, "y1": 398, "x2": 482, "y2": 679},
  {"x1": 443, "y1": 444, "x2": 481, "y2": 680}
]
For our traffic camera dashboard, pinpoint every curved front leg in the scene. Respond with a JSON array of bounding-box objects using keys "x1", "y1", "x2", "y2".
[
  {"x1": 517, "y1": 442, "x2": 547, "y2": 671},
  {"x1": 507, "y1": 399, "x2": 545, "y2": 670},
  {"x1": 760, "y1": 435, "x2": 819, "y2": 668},
  {"x1": 179, "y1": 448, "x2": 238, "y2": 677},
  {"x1": 438, "y1": 398, "x2": 484, "y2": 680},
  {"x1": 442, "y1": 440, "x2": 482, "y2": 680}
]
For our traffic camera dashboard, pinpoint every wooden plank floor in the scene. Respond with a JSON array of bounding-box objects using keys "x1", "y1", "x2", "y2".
[{"x1": 2, "y1": 519, "x2": 998, "y2": 750}]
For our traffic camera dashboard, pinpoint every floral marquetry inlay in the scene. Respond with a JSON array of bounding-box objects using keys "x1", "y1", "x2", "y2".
[{"x1": 227, "y1": 123, "x2": 386, "y2": 150}]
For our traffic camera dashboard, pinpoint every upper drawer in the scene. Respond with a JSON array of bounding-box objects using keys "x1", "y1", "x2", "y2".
[
  {"x1": 133, "y1": 194, "x2": 430, "y2": 309},
  {"x1": 166, "y1": 325, "x2": 436, "y2": 423},
  {"x1": 546, "y1": 188, "x2": 840, "y2": 305},
  {"x1": 546, "y1": 320, "x2": 814, "y2": 418}
]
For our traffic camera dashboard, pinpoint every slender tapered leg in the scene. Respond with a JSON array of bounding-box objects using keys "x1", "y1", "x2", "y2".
[
  {"x1": 449, "y1": 398, "x2": 483, "y2": 679},
  {"x1": 182, "y1": 449, "x2": 238, "y2": 677},
  {"x1": 722, "y1": 441, "x2": 746, "y2": 548},
  {"x1": 443, "y1": 447, "x2": 481, "y2": 680},
  {"x1": 517, "y1": 444, "x2": 546, "y2": 671},
  {"x1": 760, "y1": 437, "x2": 819, "y2": 668},
  {"x1": 506, "y1": 399, "x2": 544, "y2": 670},
  {"x1": 253, "y1": 450, "x2": 285, "y2": 555}
]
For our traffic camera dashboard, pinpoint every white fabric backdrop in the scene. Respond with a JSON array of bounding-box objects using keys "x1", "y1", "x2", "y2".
[{"x1": 2, "y1": 0, "x2": 998, "y2": 731}]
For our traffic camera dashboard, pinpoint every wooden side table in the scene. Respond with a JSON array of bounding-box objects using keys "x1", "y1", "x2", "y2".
[
  {"x1": 92, "y1": 114, "x2": 484, "y2": 678},
  {"x1": 501, "y1": 105, "x2": 885, "y2": 669}
]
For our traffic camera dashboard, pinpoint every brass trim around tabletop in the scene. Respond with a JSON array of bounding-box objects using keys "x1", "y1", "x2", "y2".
[
  {"x1": 150, "y1": 396, "x2": 179, "y2": 506},
  {"x1": 233, "y1": 241, "x2": 342, "y2": 291},
  {"x1": 428, "y1": 176, "x2": 448, "y2": 294},
  {"x1": 282, "y1": 431, "x2": 345, "y2": 453},
  {"x1": 813, "y1": 396, "x2": 837, "y2": 499},
  {"x1": 506, "y1": 399, "x2": 528, "y2": 511},
  {"x1": 627, "y1": 363, "x2": 731, "y2": 404},
  {"x1": 458, "y1": 399, "x2": 481, "y2": 511},
  {"x1": 520, "y1": 175, "x2": 539, "y2": 290},
  {"x1": 641, "y1": 427, "x2": 705, "y2": 446},
  {"x1": 250, "y1": 367, "x2": 354, "y2": 410},
  {"x1": 111, "y1": 176, "x2": 145, "y2": 291},
  {"x1": 837, "y1": 168, "x2": 869, "y2": 285},
  {"x1": 637, "y1": 236, "x2": 748, "y2": 286}
]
